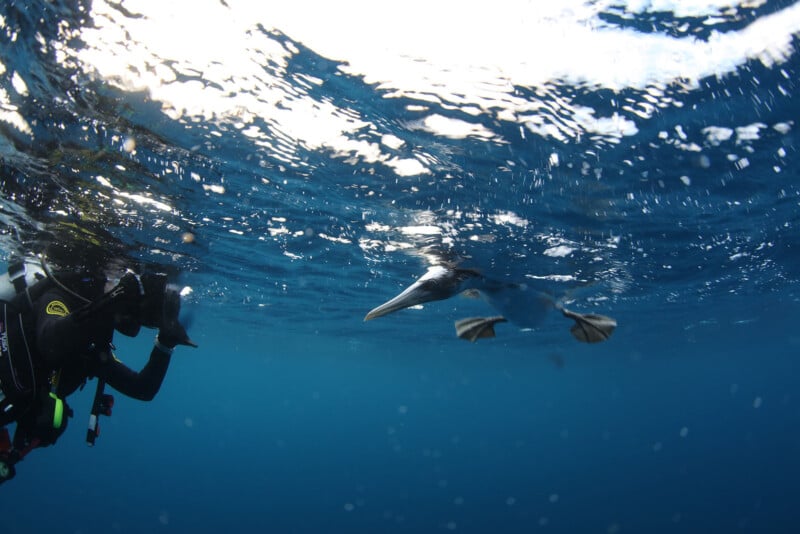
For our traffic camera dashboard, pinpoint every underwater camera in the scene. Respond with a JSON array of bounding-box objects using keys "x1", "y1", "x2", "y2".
[{"x1": 138, "y1": 273, "x2": 180, "y2": 329}]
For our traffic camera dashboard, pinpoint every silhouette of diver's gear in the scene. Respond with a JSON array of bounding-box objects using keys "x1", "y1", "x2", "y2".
[
  {"x1": 0, "y1": 427, "x2": 17, "y2": 484},
  {"x1": 0, "y1": 388, "x2": 74, "y2": 485},
  {"x1": 76, "y1": 272, "x2": 163, "y2": 331},
  {"x1": 0, "y1": 254, "x2": 196, "y2": 484},
  {"x1": 103, "y1": 272, "x2": 196, "y2": 347},
  {"x1": 86, "y1": 378, "x2": 114, "y2": 446}
]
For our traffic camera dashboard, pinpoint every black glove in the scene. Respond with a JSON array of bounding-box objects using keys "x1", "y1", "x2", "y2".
[{"x1": 156, "y1": 289, "x2": 197, "y2": 348}]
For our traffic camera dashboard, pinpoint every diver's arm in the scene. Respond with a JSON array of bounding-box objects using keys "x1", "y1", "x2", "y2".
[
  {"x1": 100, "y1": 344, "x2": 172, "y2": 402},
  {"x1": 34, "y1": 272, "x2": 147, "y2": 368}
]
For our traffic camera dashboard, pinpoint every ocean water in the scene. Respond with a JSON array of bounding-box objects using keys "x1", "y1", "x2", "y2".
[{"x1": 1, "y1": 0, "x2": 800, "y2": 532}]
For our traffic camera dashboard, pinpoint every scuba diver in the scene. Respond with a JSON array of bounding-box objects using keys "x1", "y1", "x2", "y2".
[{"x1": 0, "y1": 255, "x2": 197, "y2": 484}]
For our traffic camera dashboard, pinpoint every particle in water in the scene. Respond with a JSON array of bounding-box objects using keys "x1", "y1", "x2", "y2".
[
  {"x1": 680, "y1": 176, "x2": 691, "y2": 186},
  {"x1": 774, "y1": 123, "x2": 791, "y2": 135},
  {"x1": 344, "y1": 503, "x2": 355, "y2": 512},
  {"x1": 753, "y1": 397, "x2": 763, "y2": 409},
  {"x1": 122, "y1": 137, "x2": 136, "y2": 153},
  {"x1": 182, "y1": 232, "x2": 195, "y2": 244},
  {"x1": 549, "y1": 494, "x2": 559, "y2": 503},
  {"x1": 679, "y1": 427, "x2": 689, "y2": 438}
]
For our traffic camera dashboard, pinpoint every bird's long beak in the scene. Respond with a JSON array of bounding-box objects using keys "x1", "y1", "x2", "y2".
[{"x1": 364, "y1": 279, "x2": 433, "y2": 321}]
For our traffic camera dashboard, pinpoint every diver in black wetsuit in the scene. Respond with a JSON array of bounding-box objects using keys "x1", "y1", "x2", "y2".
[{"x1": 0, "y1": 260, "x2": 196, "y2": 483}]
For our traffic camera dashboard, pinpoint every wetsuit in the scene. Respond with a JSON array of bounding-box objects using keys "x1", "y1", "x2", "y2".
[
  {"x1": 0, "y1": 266, "x2": 193, "y2": 484},
  {"x1": 0, "y1": 278, "x2": 171, "y2": 445},
  {"x1": 33, "y1": 285, "x2": 172, "y2": 402}
]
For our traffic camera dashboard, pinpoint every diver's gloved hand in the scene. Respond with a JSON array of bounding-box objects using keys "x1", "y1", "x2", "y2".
[
  {"x1": 155, "y1": 289, "x2": 197, "y2": 349},
  {"x1": 157, "y1": 323, "x2": 195, "y2": 349}
]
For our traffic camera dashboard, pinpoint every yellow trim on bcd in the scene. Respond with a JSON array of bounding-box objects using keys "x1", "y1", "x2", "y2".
[{"x1": 45, "y1": 301, "x2": 70, "y2": 317}]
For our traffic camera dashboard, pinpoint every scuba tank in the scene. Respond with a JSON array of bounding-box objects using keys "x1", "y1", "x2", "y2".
[
  {"x1": 0, "y1": 257, "x2": 56, "y2": 427},
  {"x1": 0, "y1": 259, "x2": 47, "y2": 303},
  {"x1": 0, "y1": 255, "x2": 89, "y2": 483}
]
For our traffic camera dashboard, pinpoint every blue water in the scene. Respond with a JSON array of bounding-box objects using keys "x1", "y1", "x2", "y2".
[{"x1": 1, "y1": 1, "x2": 800, "y2": 532}]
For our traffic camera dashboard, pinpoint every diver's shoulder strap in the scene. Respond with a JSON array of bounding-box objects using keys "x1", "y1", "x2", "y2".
[
  {"x1": 2, "y1": 260, "x2": 49, "y2": 311},
  {"x1": 7, "y1": 260, "x2": 29, "y2": 295}
]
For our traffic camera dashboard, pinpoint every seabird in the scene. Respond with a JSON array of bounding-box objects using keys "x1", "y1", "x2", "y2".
[
  {"x1": 364, "y1": 266, "x2": 482, "y2": 321},
  {"x1": 365, "y1": 265, "x2": 616, "y2": 343}
]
